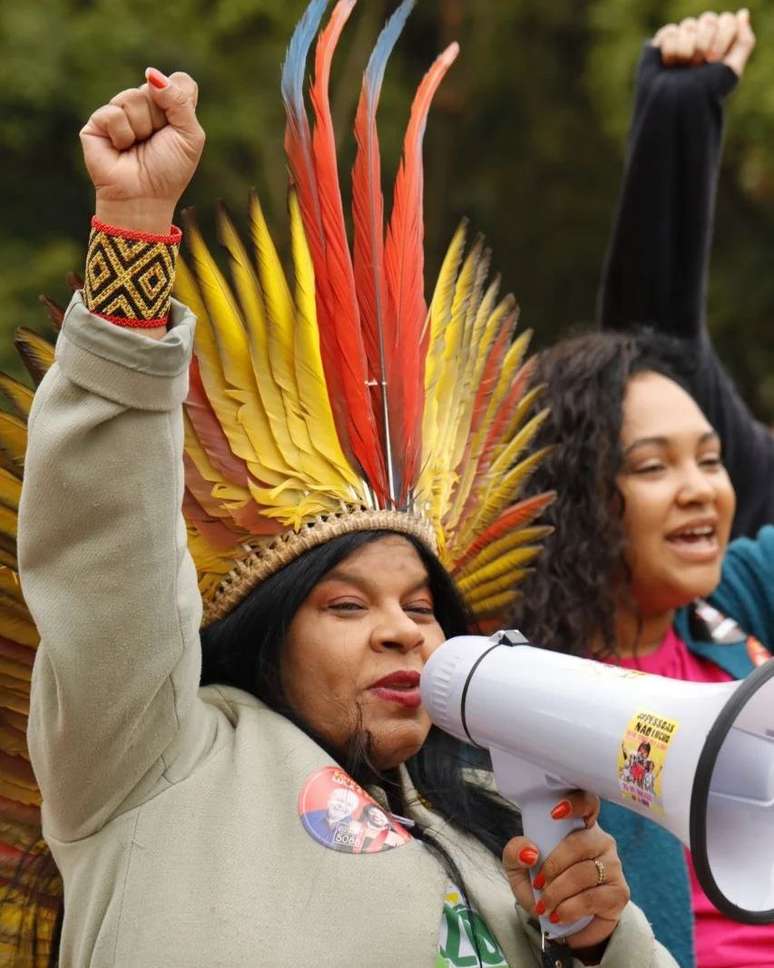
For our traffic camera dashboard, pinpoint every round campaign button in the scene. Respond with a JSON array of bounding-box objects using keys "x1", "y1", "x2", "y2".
[{"x1": 298, "y1": 766, "x2": 411, "y2": 854}]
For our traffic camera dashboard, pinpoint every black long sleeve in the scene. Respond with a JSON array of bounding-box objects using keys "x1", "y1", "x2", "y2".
[{"x1": 599, "y1": 44, "x2": 774, "y2": 538}]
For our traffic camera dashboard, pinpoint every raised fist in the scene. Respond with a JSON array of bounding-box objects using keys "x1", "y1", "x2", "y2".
[
  {"x1": 653, "y1": 9, "x2": 756, "y2": 78},
  {"x1": 80, "y1": 69, "x2": 205, "y2": 233}
]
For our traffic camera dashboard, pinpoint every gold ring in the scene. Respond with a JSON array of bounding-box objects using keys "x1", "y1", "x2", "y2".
[{"x1": 593, "y1": 858, "x2": 607, "y2": 886}]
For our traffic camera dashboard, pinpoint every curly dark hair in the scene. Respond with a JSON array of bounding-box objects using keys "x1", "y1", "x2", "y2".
[{"x1": 511, "y1": 328, "x2": 691, "y2": 658}]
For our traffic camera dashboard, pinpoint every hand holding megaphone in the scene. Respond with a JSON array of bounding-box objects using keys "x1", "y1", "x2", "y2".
[
  {"x1": 422, "y1": 630, "x2": 774, "y2": 943},
  {"x1": 503, "y1": 790, "x2": 630, "y2": 951}
]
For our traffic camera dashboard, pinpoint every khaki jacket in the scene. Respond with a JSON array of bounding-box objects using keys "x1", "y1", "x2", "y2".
[{"x1": 19, "y1": 293, "x2": 678, "y2": 968}]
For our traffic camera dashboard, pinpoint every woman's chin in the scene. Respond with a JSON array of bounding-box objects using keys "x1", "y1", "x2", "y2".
[
  {"x1": 368, "y1": 720, "x2": 431, "y2": 771},
  {"x1": 657, "y1": 566, "x2": 724, "y2": 611}
]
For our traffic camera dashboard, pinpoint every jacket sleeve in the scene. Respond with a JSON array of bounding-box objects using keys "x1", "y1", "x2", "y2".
[
  {"x1": 709, "y1": 525, "x2": 774, "y2": 648},
  {"x1": 516, "y1": 901, "x2": 679, "y2": 967},
  {"x1": 598, "y1": 44, "x2": 735, "y2": 340},
  {"x1": 20, "y1": 292, "x2": 214, "y2": 842},
  {"x1": 599, "y1": 44, "x2": 774, "y2": 538}
]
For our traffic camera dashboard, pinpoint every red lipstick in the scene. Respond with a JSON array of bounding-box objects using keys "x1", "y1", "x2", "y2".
[{"x1": 369, "y1": 670, "x2": 422, "y2": 709}]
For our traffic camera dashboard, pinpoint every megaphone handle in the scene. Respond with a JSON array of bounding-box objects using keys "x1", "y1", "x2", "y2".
[
  {"x1": 519, "y1": 792, "x2": 594, "y2": 939},
  {"x1": 489, "y1": 749, "x2": 593, "y2": 940}
]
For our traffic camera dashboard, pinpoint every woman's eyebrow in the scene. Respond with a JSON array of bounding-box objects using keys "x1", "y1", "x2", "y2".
[
  {"x1": 319, "y1": 569, "x2": 431, "y2": 595},
  {"x1": 623, "y1": 430, "x2": 719, "y2": 458}
]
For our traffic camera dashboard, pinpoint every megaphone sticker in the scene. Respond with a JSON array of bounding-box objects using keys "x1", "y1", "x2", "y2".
[{"x1": 617, "y1": 711, "x2": 680, "y2": 813}]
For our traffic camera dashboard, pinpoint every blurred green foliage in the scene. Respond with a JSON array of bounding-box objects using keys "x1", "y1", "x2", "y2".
[{"x1": 2, "y1": 0, "x2": 773, "y2": 418}]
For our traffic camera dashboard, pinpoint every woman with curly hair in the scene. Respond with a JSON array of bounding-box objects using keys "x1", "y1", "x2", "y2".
[
  {"x1": 512, "y1": 17, "x2": 774, "y2": 967},
  {"x1": 513, "y1": 335, "x2": 774, "y2": 968}
]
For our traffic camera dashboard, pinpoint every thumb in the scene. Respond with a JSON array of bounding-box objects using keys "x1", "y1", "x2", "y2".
[
  {"x1": 724, "y1": 9, "x2": 756, "y2": 77},
  {"x1": 145, "y1": 68, "x2": 203, "y2": 147}
]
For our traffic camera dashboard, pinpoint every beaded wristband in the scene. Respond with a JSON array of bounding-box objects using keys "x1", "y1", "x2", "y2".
[{"x1": 83, "y1": 217, "x2": 182, "y2": 328}]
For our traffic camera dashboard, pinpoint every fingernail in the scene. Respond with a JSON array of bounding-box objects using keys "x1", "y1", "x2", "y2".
[
  {"x1": 146, "y1": 67, "x2": 169, "y2": 90},
  {"x1": 549, "y1": 912, "x2": 560, "y2": 925},
  {"x1": 518, "y1": 847, "x2": 539, "y2": 866},
  {"x1": 550, "y1": 800, "x2": 572, "y2": 820},
  {"x1": 533, "y1": 872, "x2": 546, "y2": 890},
  {"x1": 534, "y1": 899, "x2": 546, "y2": 916}
]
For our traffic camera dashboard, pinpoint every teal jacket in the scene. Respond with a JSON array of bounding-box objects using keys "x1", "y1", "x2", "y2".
[{"x1": 599, "y1": 525, "x2": 774, "y2": 968}]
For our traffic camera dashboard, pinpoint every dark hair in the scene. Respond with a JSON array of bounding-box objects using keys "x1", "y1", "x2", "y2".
[
  {"x1": 511, "y1": 329, "x2": 691, "y2": 658},
  {"x1": 201, "y1": 529, "x2": 522, "y2": 862}
]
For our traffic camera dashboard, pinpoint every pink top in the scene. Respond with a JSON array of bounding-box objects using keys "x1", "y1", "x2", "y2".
[{"x1": 617, "y1": 627, "x2": 774, "y2": 967}]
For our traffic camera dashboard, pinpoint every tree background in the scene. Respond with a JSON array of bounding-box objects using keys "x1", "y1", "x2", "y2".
[{"x1": 2, "y1": 0, "x2": 773, "y2": 419}]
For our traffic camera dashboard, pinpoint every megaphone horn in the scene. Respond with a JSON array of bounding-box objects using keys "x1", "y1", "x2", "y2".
[{"x1": 421, "y1": 632, "x2": 774, "y2": 940}]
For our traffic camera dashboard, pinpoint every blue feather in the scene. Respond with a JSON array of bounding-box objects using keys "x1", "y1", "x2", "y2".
[
  {"x1": 364, "y1": 0, "x2": 416, "y2": 113},
  {"x1": 281, "y1": 0, "x2": 330, "y2": 116}
]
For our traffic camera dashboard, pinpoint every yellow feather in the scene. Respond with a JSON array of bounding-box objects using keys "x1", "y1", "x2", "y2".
[
  {"x1": 447, "y1": 272, "x2": 500, "y2": 469},
  {"x1": 182, "y1": 227, "x2": 304, "y2": 486},
  {"x1": 422, "y1": 221, "x2": 468, "y2": 392},
  {"x1": 488, "y1": 407, "x2": 550, "y2": 477},
  {"x1": 175, "y1": 257, "x2": 269, "y2": 474},
  {"x1": 425, "y1": 243, "x2": 482, "y2": 522},
  {"x1": 0, "y1": 505, "x2": 19, "y2": 546},
  {"x1": 288, "y1": 191, "x2": 361, "y2": 491},
  {"x1": 0, "y1": 609, "x2": 38, "y2": 649},
  {"x1": 0, "y1": 412, "x2": 27, "y2": 475},
  {"x1": 183, "y1": 412, "x2": 252, "y2": 512},
  {"x1": 0, "y1": 467, "x2": 21, "y2": 511},
  {"x1": 444, "y1": 242, "x2": 491, "y2": 481},
  {"x1": 455, "y1": 546, "x2": 542, "y2": 594},
  {"x1": 0, "y1": 685, "x2": 28, "y2": 716},
  {"x1": 454, "y1": 527, "x2": 553, "y2": 579},
  {"x1": 473, "y1": 329, "x2": 531, "y2": 451},
  {"x1": 457, "y1": 447, "x2": 551, "y2": 548},
  {"x1": 445, "y1": 328, "x2": 530, "y2": 533},
  {"x1": 0, "y1": 655, "x2": 31, "y2": 687},
  {"x1": 465, "y1": 570, "x2": 528, "y2": 605},
  {"x1": 14, "y1": 327, "x2": 54, "y2": 385},
  {"x1": 470, "y1": 295, "x2": 517, "y2": 401},
  {"x1": 505, "y1": 381, "x2": 545, "y2": 444},
  {"x1": 469, "y1": 589, "x2": 519, "y2": 620},
  {"x1": 247, "y1": 197, "x2": 307, "y2": 449},
  {"x1": 418, "y1": 223, "x2": 468, "y2": 497},
  {"x1": 0, "y1": 374, "x2": 33, "y2": 419},
  {"x1": 219, "y1": 203, "x2": 316, "y2": 477}
]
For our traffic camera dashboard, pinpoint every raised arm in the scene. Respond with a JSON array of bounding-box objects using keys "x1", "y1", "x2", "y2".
[
  {"x1": 599, "y1": 11, "x2": 774, "y2": 537},
  {"x1": 20, "y1": 71, "x2": 208, "y2": 841},
  {"x1": 598, "y1": 11, "x2": 751, "y2": 338}
]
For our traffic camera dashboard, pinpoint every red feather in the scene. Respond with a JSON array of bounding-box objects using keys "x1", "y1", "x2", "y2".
[
  {"x1": 185, "y1": 359, "x2": 251, "y2": 488},
  {"x1": 452, "y1": 493, "x2": 555, "y2": 572},
  {"x1": 384, "y1": 42, "x2": 459, "y2": 500},
  {"x1": 474, "y1": 358, "x2": 536, "y2": 480},
  {"x1": 352, "y1": 58, "x2": 388, "y2": 453},
  {"x1": 308, "y1": 0, "x2": 387, "y2": 499},
  {"x1": 469, "y1": 307, "x2": 516, "y2": 437},
  {"x1": 182, "y1": 486, "x2": 244, "y2": 551}
]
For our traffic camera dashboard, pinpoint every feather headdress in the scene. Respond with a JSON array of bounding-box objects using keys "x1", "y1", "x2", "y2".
[
  {"x1": 180, "y1": 0, "x2": 554, "y2": 625},
  {"x1": 0, "y1": 2, "x2": 552, "y2": 959}
]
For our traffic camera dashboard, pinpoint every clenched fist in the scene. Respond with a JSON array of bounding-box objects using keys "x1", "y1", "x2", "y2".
[
  {"x1": 653, "y1": 9, "x2": 756, "y2": 78},
  {"x1": 80, "y1": 68, "x2": 205, "y2": 234}
]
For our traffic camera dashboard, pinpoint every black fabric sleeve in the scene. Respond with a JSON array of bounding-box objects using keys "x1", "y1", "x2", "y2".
[{"x1": 598, "y1": 44, "x2": 774, "y2": 538}]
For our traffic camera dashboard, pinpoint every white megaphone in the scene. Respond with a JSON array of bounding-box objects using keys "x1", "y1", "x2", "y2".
[{"x1": 421, "y1": 630, "x2": 774, "y2": 941}]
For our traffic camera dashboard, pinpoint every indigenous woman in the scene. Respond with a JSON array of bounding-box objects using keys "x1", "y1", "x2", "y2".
[
  {"x1": 514, "y1": 17, "x2": 774, "y2": 968},
  {"x1": 0, "y1": 2, "x2": 677, "y2": 966}
]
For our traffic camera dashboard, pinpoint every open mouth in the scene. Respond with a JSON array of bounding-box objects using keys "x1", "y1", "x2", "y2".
[{"x1": 665, "y1": 523, "x2": 719, "y2": 557}]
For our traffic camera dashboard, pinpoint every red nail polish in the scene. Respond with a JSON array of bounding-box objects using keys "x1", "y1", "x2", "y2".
[
  {"x1": 146, "y1": 67, "x2": 168, "y2": 90},
  {"x1": 534, "y1": 900, "x2": 546, "y2": 916},
  {"x1": 518, "y1": 847, "x2": 539, "y2": 866},
  {"x1": 549, "y1": 912, "x2": 560, "y2": 925},
  {"x1": 533, "y1": 872, "x2": 546, "y2": 890},
  {"x1": 550, "y1": 800, "x2": 572, "y2": 820}
]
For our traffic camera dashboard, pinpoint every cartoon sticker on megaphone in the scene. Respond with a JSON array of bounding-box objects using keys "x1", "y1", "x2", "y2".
[{"x1": 421, "y1": 630, "x2": 774, "y2": 941}]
